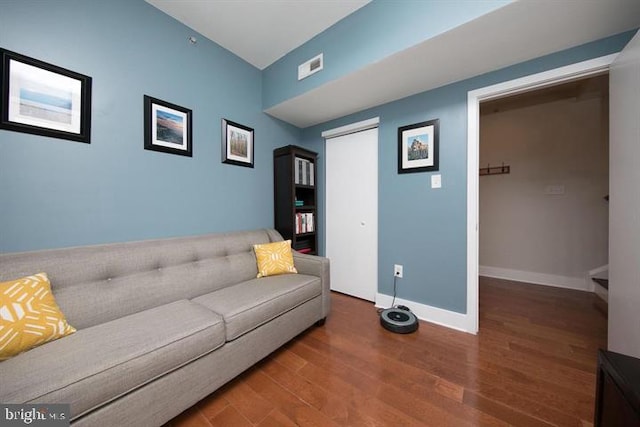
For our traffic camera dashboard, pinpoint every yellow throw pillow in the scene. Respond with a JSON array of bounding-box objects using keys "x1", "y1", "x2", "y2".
[
  {"x1": 0, "y1": 273, "x2": 76, "y2": 361},
  {"x1": 254, "y1": 240, "x2": 298, "y2": 278}
]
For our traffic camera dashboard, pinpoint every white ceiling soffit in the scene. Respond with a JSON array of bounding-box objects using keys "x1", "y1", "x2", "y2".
[
  {"x1": 145, "y1": 0, "x2": 371, "y2": 70},
  {"x1": 266, "y1": 0, "x2": 640, "y2": 128}
]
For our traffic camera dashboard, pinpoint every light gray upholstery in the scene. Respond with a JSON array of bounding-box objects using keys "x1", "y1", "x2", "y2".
[
  {"x1": 0, "y1": 229, "x2": 331, "y2": 426},
  {"x1": 0, "y1": 300, "x2": 225, "y2": 419},
  {"x1": 72, "y1": 297, "x2": 323, "y2": 427},
  {"x1": 192, "y1": 273, "x2": 321, "y2": 341},
  {"x1": 0, "y1": 230, "x2": 274, "y2": 329},
  {"x1": 293, "y1": 251, "x2": 331, "y2": 318}
]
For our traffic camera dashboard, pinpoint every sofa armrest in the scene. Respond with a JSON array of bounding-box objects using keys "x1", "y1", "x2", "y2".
[{"x1": 292, "y1": 252, "x2": 330, "y2": 319}]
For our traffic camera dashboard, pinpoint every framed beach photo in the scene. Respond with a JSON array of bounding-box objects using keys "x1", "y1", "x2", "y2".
[
  {"x1": 0, "y1": 48, "x2": 92, "y2": 143},
  {"x1": 398, "y1": 119, "x2": 439, "y2": 174},
  {"x1": 222, "y1": 118, "x2": 254, "y2": 168},
  {"x1": 144, "y1": 95, "x2": 192, "y2": 157}
]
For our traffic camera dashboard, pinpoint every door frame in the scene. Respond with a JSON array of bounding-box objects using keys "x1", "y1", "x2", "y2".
[
  {"x1": 465, "y1": 54, "x2": 617, "y2": 334},
  {"x1": 321, "y1": 117, "x2": 380, "y2": 139}
]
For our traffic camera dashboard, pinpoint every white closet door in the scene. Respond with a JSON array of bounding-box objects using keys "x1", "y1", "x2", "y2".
[{"x1": 326, "y1": 128, "x2": 378, "y2": 301}]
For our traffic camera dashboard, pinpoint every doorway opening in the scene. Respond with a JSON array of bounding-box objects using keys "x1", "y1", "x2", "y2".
[
  {"x1": 479, "y1": 74, "x2": 609, "y2": 289},
  {"x1": 478, "y1": 74, "x2": 610, "y2": 330},
  {"x1": 466, "y1": 54, "x2": 617, "y2": 334}
]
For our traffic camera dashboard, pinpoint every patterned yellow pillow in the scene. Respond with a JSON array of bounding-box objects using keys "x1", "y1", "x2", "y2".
[
  {"x1": 0, "y1": 273, "x2": 76, "y2": 361},
  {"x1": 254, "y1": 240, "x2": 298, "y2": 278}
]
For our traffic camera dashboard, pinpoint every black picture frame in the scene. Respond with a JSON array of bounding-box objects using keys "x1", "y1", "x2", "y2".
[
  {"x1": 222, "y1": 118, "x2": 254, "y2": 168},
  {"x1": 0, "y1": 48, "x2": 92, "y2": 143},
  {"x1": 144, "y1": 95, "x2": 192, "y2": 157},
  {"x1": 398, "y1": 118, "x2": 439, "y2": 174}
]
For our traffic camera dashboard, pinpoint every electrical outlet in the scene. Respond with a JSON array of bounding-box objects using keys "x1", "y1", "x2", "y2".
[{"x1": 394, "y1": 264, "x2": 403, "y2": 278}]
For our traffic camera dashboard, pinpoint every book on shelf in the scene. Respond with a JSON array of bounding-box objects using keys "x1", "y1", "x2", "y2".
[
  {"x1": 296, "y1": 248, "x2": 313, "y2": 254},
  {"x1": 295, "y1": 212, "x2": 315, "y2": 234},
  {"x1": 294, "y1": 157, "x2": 314, "y2": 186}
]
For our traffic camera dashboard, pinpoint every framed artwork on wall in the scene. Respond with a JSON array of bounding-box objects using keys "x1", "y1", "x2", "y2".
[
  {"x1": 398, "y1": 118, "x2": 439, "y2": 174},
  {"x1": 144, "y1": 95, "x2": 192, "y2": 157},
  {"x1": 0, "y1": 48, "x2": 92, "y2": 143},
  {"x1": 222, "y1": 118, "x2": 254, "y2": 168}
]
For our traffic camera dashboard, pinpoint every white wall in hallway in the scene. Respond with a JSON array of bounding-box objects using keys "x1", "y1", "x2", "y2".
[
  {"x1": 609, "y1": 31, "x2": 640, "y2": 358},
  {"x1": 479, "y1": 94, "x2": 609, "y2": 284}
]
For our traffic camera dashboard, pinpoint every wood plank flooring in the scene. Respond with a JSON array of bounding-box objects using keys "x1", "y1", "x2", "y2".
[{"x1": 166, "y1": 277, "x2": 607, "y2": 426}]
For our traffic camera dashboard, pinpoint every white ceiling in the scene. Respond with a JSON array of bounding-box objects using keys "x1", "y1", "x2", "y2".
[
  {"x1": 145, "y1": 0, "x2": 370, "y2": 70},
  {"x1": 147, "y1": 0, "x2": 640, "y2": 128}
]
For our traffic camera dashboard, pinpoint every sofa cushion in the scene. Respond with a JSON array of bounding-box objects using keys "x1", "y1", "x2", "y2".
[
  {"x1": 0, "y1": 300, "x2": 225, "y2": 420},
  {"x1": 192, "y1": 274, "x2": 321, "y2": 341}
]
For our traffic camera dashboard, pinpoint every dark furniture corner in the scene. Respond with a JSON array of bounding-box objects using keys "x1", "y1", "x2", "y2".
[{"x1": 594, "y1": 349, "x2": 640, "y2": 426}]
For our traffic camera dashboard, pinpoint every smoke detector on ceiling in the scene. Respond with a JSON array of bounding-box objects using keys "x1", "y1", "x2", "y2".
[{"x1": 298, "y1": 53, "x2": 323, "y2": 81}]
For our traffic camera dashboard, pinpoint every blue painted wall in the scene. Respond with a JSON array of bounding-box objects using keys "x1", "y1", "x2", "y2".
[
  {"x1": 262, "y1": 0, "x2": 511, "y2": 110},
  {"x1": 301, "y1": 31, "x2": 635, "y2": 314},
  {"x1": 1, "y1": 0, "x2": 635, "y2": 318},
  {"x1": 0, "y1": 0, "x2": 301, "y2": 252}
]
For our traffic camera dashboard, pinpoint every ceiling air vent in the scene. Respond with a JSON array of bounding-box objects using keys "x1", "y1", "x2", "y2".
[{"x1": 298, "y1": 53, "x2": 323, "y2": 81}]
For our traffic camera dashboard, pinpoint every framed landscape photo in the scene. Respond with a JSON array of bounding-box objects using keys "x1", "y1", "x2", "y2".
[
  {"x1": 222, "y1": 118, "x2": 254, "y2": 168},
  {"x1": 398, "y1": 119, "x2": 439, "y2": 174},
  {"x1": 144, "y1": 95, "x2": 192, "y2": 157},
  {"x1": 0, "y1": 48, "x2": 92, "y2": 143}
]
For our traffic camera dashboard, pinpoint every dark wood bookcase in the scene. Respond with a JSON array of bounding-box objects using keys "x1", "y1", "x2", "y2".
[{"x1": 274, "y1": 145, "x2": 318, "y2": 255}]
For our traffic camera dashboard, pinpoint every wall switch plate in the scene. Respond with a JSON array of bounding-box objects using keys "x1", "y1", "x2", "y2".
[
  {"x1": 431, "y1": 174, "x2": 442, "y2": 189},
  {"x1": 544, "y1": 184, "x2": 565, "y2": 195},
  {"x1": 394, "y1": 264, "x2": 403, "y2": 278}
]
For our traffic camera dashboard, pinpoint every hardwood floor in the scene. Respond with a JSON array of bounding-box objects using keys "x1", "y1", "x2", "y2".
[{"x1": 166, "y1": 277, "x2": 607, "y2": 426}]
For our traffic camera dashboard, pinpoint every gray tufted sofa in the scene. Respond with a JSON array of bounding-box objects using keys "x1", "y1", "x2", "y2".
[{"x1": 0, "y1": 229, "x2": 330, "y2": 426}]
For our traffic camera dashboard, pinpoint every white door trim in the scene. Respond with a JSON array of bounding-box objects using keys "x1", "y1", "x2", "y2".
[
  {"x1": 321, "y1": 117, "x2": 380, "y2": 139},
  {"x1": 466, "y1": 53, "x2": 618, "y2": 334}
]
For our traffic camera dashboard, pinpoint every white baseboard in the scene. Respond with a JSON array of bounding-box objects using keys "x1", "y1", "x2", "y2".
[
  {"x1": 594, "y1": 284, "x2": 608, "y2": 302},
  {"x1": 589, "y1": 264, "x2": 608, "y2": 301},
  {"x1": 375, "y1": 293, "x2": 473, "y2": 334},
  {"x1": 479, "y1": 265, "x2": 594, "y2": 292},
  {"x1": 588, "y1": 264, "x2": 609, "y2": 277}
]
